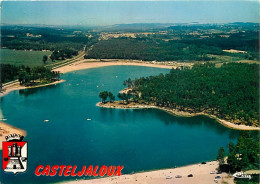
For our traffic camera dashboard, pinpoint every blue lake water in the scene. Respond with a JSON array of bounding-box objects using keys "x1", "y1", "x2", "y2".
[{"x1": 0, "y1": 66, "x2": 240, "y2": 183}]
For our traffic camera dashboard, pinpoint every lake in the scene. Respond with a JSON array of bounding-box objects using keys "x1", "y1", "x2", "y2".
[{"x1": 0, "y1": 66, "x2": 240, "y2": 184}]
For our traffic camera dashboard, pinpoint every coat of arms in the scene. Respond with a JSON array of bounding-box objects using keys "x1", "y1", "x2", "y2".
[{"x1": 2, "y1": 134, "x2": 27, "y2": 174}]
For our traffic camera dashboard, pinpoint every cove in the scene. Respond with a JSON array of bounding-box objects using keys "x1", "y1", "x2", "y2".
[{"x1": 0, "y1": 66, "x2": 240, "y2": 184}]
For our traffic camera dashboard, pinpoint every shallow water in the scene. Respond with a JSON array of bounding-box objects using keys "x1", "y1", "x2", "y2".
[{"x1": 0, "y1": 66, "x2": 240, "y2": 183}]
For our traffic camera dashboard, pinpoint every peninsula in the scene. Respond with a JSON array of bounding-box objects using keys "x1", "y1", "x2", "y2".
[{"x1": 97, "y1": 62, "x2": 259, "y2": 130}]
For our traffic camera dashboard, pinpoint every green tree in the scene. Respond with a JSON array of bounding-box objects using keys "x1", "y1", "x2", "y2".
[
  {"x1": 42, "y1": 55, "x2": 48, "y2": 64},
  {"x1": 228, "y1": 142, "x2": 235, "y2": 154},
  {"x1": 226, "y1": 132, "x2": 259, "y2": 172},
  {"x1": 50, "y1": 54, "x2": 55, "y2": 62},
  {"x1": 108, "y1": 92, "x2": 115, "y2": 102},
  {"x1": 18, "y1": 70, "x2": 27, "y2": 85},
  {"x1": 117, "y1": 93, "x2": 128, "y2": 104},
  {"x1": 99, "y1": 91, "x2": 108, "y2": 103},
  {"x1": 217, "y1": 147, "x2": 225, "y2": 166},
  {"x1": 126, "y1": 91, "x2": 132, "y2": 104}
]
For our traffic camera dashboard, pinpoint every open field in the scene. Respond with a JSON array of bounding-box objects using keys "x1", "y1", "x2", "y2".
[
  {"x1": 208, "y1": 54, "x2": 257, "y2": 64},
  {"x1": 1, "y1": 49, "x2": 52, "y2": 67}
]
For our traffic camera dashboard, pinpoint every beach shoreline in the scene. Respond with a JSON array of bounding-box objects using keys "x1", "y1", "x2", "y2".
[
  {"x1": 0, "y1": 121, "x2": 26, "y2": 150},
  {"x1": 96, "y1": 101, "x2": 260, "y2": 131},
  {"x1": 59, "y1": 160, "x2": 234, "y2": 184},
  {"x1": 0, "y1": 59, "x2": 190, "y2": 98},
  {"x1": 53, "y1": 59, "x2": 183, "y2": 73},
  {"x1": 0, "y1": 80, "x2": 65, "y2": 144}
]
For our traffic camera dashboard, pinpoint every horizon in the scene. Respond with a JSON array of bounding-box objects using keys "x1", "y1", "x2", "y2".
[
  {"x1": 1, "y1": 21, "x2": 259, "y2": 25},
  {"x1": 1, "y1": 1, "x2": 259, "y2": 26},
  {"x1": 1, "y1": 22, "x2": 259, "y2": 28}
]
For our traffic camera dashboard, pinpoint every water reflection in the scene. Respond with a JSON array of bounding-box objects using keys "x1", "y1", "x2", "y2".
[
  {"x1": 18, "y1": 84, "x2": 60, "y2": 97},
  {"x1": 99, "y1": 107, "x2": 240, "y2": 139}
]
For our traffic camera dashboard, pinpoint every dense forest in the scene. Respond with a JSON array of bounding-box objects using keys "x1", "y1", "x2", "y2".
[
  {"x1": 124, "y1": 63, "x2": 259, "y2": 126},
  {"x1": 0, "y1": 64, "x2": 20, "y2": 83},
  {"x1": 1, "y1": 26, "x2": 90, "y2": 52},
  {"x1": 87, "y1": 38, "x2": 220, "y2": 61},
  {"x1": 86, "y1": 24, "x2": 259, "y2": 62},
  {"x1": 87, "y1": 31, "x2": 259, "y2": 61},
  {"x1": 18, "y1": 66, "x2": 60, "y2": 86},
  {"x1": 0, "y1": 64, "x2": 60, "y2": 86}
]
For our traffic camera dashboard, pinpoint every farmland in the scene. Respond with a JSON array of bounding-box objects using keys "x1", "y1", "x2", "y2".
[{"x1": 1, "y1": 49, "x2": 52, "y2": 67}]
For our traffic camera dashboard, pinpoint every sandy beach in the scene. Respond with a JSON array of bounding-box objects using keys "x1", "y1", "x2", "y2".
[
  {"x1": 60, "y1": 161, "x2": 234, "y2": 184},
  {"x1": 97, "y1": 102, "x2": 260, "y2": 131},
  {"x1": 53, "y1": 59, "x2": 179, "y2": 73},
  {"x1": 0, "y1": 122, "x2": 26, "y2": 150}
]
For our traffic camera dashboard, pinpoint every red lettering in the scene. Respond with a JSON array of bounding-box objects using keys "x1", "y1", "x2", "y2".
[
  {"x1": 35, "y1": 165, "x2": 124, "y2": 177},
  {"x1": 71, "y1": 166, "x2": 77, "y2": 177},
  {"x1": 35, "y1": 165, "x2": 44, "y2": 176},
  {"x1": 85, "y1": 165, "x2": 93, "y2": 176},
  {"x1": 92, "y1": 166, "x2": 99, "y2": 177},
  {"x1": 59, "y1": 165, "x2": 66, "y2": 176},
  {"x1": 107, "y1": 166, "x2": 116, "y2": 176},
  {"x1": 99, "y1": 166, "x2": 107, "y2": 177},
  {"x1": 42, "y1": 165, "x2": 50, "y2": 176},
  {"x1": 50, "y1": 165, "x2": 59, "y2": 176},
  {"x1": 78, "y1": 166, "x2": 86, "y2": 177},
  {"x1": 114, "y1": 166, "x2": 124, "y2": 176},
  {"x1": 64, "y1": 165, "x2": 72, "y2": 176}
]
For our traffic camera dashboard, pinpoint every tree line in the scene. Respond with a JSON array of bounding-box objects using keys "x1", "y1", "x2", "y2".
[
  {"x1": 18, "y1": 66, "x2": 60, "y2": 86},
  {"x1": 42, "y1": 49, "x2": 79, "y2": 65},
  {"x1": 99, "y1": 91, "x2": 115, "y2": 103},
  {"x1": 99, "y1": 90, "x2": 133, "y2": 105},
  {"x1": 49, "y1": 49, "x2": 78, "y2": 62},
  {"x1": 0, "y1": 64, "x2": 60, "y2": 86},
  {"x1": 2, "y1": 27, "x2": 89, "y2": 52}
]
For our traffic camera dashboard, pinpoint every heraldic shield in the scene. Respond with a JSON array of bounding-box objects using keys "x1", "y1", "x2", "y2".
[{"x1": 2, "y1": 134, "x2": 27, "y2": 174}]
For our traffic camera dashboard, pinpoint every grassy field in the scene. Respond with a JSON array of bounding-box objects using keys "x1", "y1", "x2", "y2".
[{"x1": 1, "y1": 49, "x2": 52, "y2": 67}]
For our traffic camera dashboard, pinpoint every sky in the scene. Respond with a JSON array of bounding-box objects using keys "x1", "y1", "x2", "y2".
[{"x1": 1, "y1": 1, "x2": 259, "y2": 26}]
